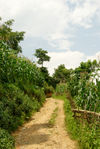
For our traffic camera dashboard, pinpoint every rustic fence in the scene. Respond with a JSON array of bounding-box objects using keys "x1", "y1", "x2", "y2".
[
  {"x1": 66, "y1": 92, "x2": 100, "y2": 127},
  {"x1": 72, "y1": 109, "x2": 100, "y2": 128}
]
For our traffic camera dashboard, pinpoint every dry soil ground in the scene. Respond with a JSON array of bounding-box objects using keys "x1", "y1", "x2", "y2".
[{"x1": 13, "y1": 98, "x2": 77, "y2": 149}]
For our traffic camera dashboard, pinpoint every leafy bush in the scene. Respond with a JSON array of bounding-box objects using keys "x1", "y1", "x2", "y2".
[
  {"x1": 0, "y1": 84, "x2": 33, "y2": 131},
  {"x1": 44, "y1": 82, "x2": 54, "y2": 94},
  {"x1": 0, "y1": 83, "x2": 46, "y2": 132},
  {"x1": 42, "y1": 82, "x2": 54, "y2": 97},
  {"x1": 55, "y1": 83, "x2": 68, "y2": 95},
  {"x1": 0, "y1": 41, "x2": 46, "y2": 134},
  {"x1": 0, "y1": 128, "x2": 15, "y2": 149},
  {"x1": 0, "y1": 29, "x2": 49, "y2": 149}
]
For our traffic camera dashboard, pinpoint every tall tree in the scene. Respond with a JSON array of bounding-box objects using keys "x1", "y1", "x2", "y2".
[
  {"x1": 0, "y1": 18, "x2": 25, "y2": 53},
  {"x1": 53, "y1": 64, "x2": 71, "y2": 83},
  {"x1": 34, "y1": 48, "x2": 50, "y2": 67}
]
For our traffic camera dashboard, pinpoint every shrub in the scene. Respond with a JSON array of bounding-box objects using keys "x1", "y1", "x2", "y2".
[
  {"x1": 55, "y1": 83, "x2": 68, "y2": 95},
  {"x1": 0, "y1": 128, "x2": 15, "y2": 149},
  {"x1": 0, "y1": 41, "x2": 46, "y2": 134},
  {"x1": 0, "y1": 83, "x2": 46, "y2": 132}
]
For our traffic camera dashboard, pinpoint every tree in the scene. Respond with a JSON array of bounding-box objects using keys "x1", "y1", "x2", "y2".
[
  {"x1": 53, "y1": 64, "x2": 71, "y2": 83},
  {"x1": 34, "y1": 48, "x2": 50, "y2": 67},
  {"x1": 0, "y1": 18, "x2": 25, "y2": 53},
  {"x1": 74, "y1": 60, "x2": 98, "y2": 80},
  {"x1": 34, "y1": 48, "x2": 57, "y2": 87}
]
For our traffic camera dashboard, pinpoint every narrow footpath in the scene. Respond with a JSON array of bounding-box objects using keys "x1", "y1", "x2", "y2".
[{"x1": 13, "y1": 98, "x2": 77, "y2": 149}]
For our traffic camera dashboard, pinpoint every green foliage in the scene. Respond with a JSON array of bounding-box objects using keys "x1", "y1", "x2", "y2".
[
  {"x1": 0, "y1": 40, "x2": 46, "y2": 149},
  {"x1": 0, "y1": 19, "x2": 53, "y2": 149},
  {"x1": 34, "y1": 49, "x2": 56, "y2": 88},
  {"x1": 67, "y1": 72, "x2": 79, "y2": 97},
  {"x1": 0, "y1": 41, "x2": 44, "y2": 86},
  {"x1": 40, "y1": 67, "x2": 53, "y2": 86},
  {"x1": 64, "y1": 96, "x2": 79, "y2": 139},
  {"x1": 34, "y1": 48, "x2": 50, "y2": 66},
  {"x1": 75, "y1": 79, "x2": 100, "y2": 112},
  {"x1": 52, "y1": 94, "x2": 66, "y2": 101},
  {"x1": 66, "y1": 60, "x2": 100, "y2": 112},
  {"x1": 55, "y1": 83, "x2": 68, "y2": 95},
  {"x1": 0, "y1": 18, "x2": 25, "y2": 53},
  {"x1": 56, "y1": 95, "x2": 100, "y2": 149},
  {"x1": 53, "y1": 64, "x2": 71, "y2": 83},
  {"x1": 48, "y1": 107, "x2": 58, "y2": 127},
  {"x1": 44, "y1": 83, "x2": 54, "y2": 95},
  {"x1": 32, "y1": 88, "x2": 45, "y2": 105},
  {"x1": 0, "y1": 128, "x2": 15, "y2": 149},
  {"x1": 54, "y1": 60, "x2": 100, "y2": 148},
  {"x1": 0, "y1": 83, "x2": 36, "y2": 132},
  {"x1": 79, "y1": 60, "x2": 98, "y2": 73},
  {"x1": 40, "y1": 67, "x2": 57, "y2": 88}
]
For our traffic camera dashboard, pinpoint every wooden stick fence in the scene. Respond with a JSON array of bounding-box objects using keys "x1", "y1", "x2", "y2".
[{"x1": 72, "y1": 109, "x2": 100, "y2": 125}]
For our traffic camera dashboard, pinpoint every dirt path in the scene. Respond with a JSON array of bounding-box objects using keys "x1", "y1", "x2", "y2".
[{"x1": 13, "y1": 98, "x2": 77, "y2": 149}]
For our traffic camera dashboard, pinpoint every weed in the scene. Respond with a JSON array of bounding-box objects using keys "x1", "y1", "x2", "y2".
[{"x1": 48, "y1": 107, "x2": 58, "y2": 127}]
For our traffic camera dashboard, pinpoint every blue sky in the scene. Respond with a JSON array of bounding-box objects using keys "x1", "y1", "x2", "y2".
[
  {"x1": 71, "y1": 23, "x2": 100, "y2": 55},
  {"x1": 0, "y1": 0, "x2": 100, "y2": 74}
]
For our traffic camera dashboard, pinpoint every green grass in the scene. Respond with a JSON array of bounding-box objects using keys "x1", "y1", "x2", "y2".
[
  {"x1": 48, "y1": 107, "x2": 58, "y2": 127},
  {"x1": 52, "y1": 93, "x2": 66, "y2": 100},
  {"x1": 53, "y1": 94, "x2": 100, "y2": 149}
]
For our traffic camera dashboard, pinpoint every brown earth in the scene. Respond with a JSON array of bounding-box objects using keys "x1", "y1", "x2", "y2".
[{"x1": 13, "y1": 98, "x2": 78, "y2": 149}]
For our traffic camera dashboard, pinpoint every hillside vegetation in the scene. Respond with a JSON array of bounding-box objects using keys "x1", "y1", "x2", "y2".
[
  {"x1": 0, "y1": 19, "x2": 52, "y2": 149},
  {"x1": 0, "y1": 18, "x2": 100, "y2": 149},
  {"x1": 54, "y1": 61, "x2": 100, "y2": 148}
]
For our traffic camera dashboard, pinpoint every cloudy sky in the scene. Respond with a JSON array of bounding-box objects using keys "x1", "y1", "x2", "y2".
[{"x1": 0, "y1": 0, "x2": 100, "y2": 74}]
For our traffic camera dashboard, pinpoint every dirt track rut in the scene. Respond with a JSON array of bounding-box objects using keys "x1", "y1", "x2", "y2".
[{"x1": 13, "y1": 98, "x2": 77, "y2": 149}]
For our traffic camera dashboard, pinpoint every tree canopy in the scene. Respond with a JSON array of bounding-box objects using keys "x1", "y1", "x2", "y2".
[
  {"x1": 53, "y1": 64, "x2": 71, "y2": 83},
  {"x1": 34, "y1": 48, "x2": 50, "y2": 67},
  {"x1": 0, "y1": 18, "x2": 25, "y2": 53}
]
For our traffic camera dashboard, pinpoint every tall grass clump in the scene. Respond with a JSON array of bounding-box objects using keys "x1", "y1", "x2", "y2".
[{"x1": 64, "y1": 96, "x2": 100, "y2": 149}]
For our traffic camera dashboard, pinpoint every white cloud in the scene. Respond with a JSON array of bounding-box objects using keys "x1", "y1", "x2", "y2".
[
  {"x1": 44, "y1": 51, "x2": 100, "y2": 75},
  {"x1": 0, "y1": 0, "x2": 100, "y2": 75},
  {"x1": 44, "y1": 51, "x2": 85, "y2": 75},
  {"x1": 69, "y1": 0, "x2": 100, "y2": 28},
  {"x1": 0, "y1": 0, "x2": 22, "y2": 19},
  {"x1": 0, "y1": 0, "x2": 100, "y2": 52},
  {"x1": 0, "y1": 0, "x2": 71, "y2": 49},
  {"x1": 86, "y1": 51, "x2": 100, "y2": 62}
]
